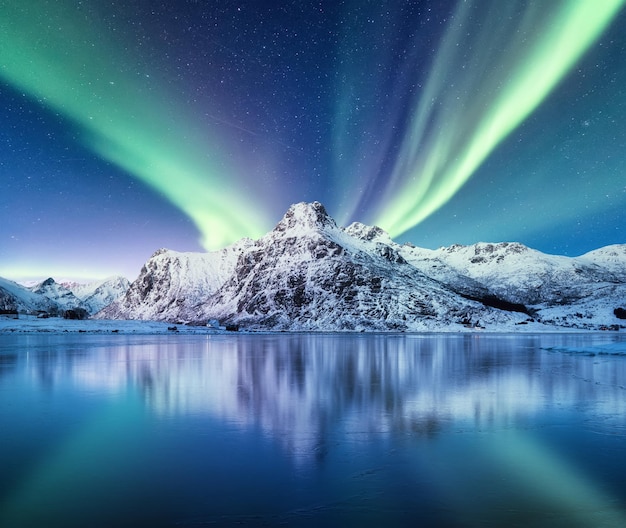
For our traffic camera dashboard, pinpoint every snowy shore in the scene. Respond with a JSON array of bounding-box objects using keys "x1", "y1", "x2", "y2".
[{"x1": 1, "y1": 314, "x2": 623, "y2": 336}]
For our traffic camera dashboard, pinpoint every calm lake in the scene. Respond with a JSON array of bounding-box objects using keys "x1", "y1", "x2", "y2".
[{"x1": 1, "y1": 333, "x2": 625, "y2": 527}]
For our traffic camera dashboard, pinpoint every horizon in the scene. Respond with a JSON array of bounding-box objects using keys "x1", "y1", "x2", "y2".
[{"x1": 2, "y1": 1, "x2": 625, "y2": 281}]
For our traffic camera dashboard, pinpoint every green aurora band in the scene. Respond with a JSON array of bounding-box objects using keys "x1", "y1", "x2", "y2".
[
  {"x1": 0, "y1": 1, "x2": 269, "y2": 250},
  {"x1": 372, "y1": 0, "x2": 625, "y2": 238},
  {"x1": 1, "y1": 1, "x2": 624, "y2": 250}
]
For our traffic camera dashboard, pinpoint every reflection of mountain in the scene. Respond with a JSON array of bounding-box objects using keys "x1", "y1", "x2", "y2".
[{"x1": 7, "y1": 335, "x2": 626, "y2": 462}]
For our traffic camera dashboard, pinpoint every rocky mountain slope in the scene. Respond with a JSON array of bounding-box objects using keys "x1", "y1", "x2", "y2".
[
  {"x1": 102, "y1": 241, "x2": 253, "y2": 321},
  {"x1": 189, "y1": 201, "x2": 512, "y2": 331},
  {"x1": 98, "y1": 201, "x2": 626, "y2": 331},
  {"x1": 100, "y1": 203, "x2": 496, "y2": 330}
]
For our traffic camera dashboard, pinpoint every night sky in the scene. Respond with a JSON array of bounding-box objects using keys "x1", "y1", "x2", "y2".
[{"x1": 1, "y1": 0, "x2": 625, "y2": 281}]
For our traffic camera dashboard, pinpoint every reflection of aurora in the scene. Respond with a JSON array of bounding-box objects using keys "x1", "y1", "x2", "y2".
[{"x1": 7, "y1": 334, "x2": 626, "y2": 526}]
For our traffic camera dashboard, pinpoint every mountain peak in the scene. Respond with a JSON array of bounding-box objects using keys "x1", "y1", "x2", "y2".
[
  {"x1": 344, "y1": 222, "x2": 392, "y2": 244},
  {"x1": 150, "y1": 248, "x2": 171, "y2": 258},
  {"x1": 273, "y1": 201, "x2": 336, "y2": 235},
  {"x1": 30, "y1": 277, "x2": 59, "y2": 293}
]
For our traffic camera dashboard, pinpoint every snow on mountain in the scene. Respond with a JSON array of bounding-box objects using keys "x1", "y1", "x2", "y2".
[
  {"x1": 66, "y1": 276, "x2": 130, "y2": 314},
  {"x1": 96, "y1": 202, "x2": 626, "y2": 332},
  {"x1": 0, "y1": 276, "x2": 59, "y2": 314},
  {"x1": 196, "y1": 202, "x2": 518, "y2": 331},
  {"x1": 97, "y1": 239, "x2": 253, "y2": 321},
  {"x1": 29, "y1": 277, "x2": 84, "y2": 311},
  {"x1": 101, "y1": 202, "x2": 525, "y2": 330},
  {"x1": 0, "y1": 275, "x2": 130, "y2": 317},
  {"x1": 396, "y1": 241, "x2": 626, "y2": 329},
  {"x1": 578, "y1": 244, "x2": 626, "y2": 277},
  {"x1": 400, "y1": 242, "x2": 610, "y2": 306}
]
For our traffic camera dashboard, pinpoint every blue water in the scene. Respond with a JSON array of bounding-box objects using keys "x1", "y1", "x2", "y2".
[{"x1": 0, "y1": 333, "x2": 625, "y2": 527}]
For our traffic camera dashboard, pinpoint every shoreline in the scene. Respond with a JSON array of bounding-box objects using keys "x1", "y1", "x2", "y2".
[{"x1": 0, "y1": 315, "x2": 622, "y2": 335}]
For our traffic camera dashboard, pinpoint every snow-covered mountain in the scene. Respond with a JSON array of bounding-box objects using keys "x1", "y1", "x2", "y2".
[
  {"x1": 98, "y1": 241, "x2": 253, "y2": 321},
  {"x1": 0, "y1": 276, "x2": 59, "y2": 314},
  {"x1": 65, "y1": 276, "x2": 131, "y2": 314},
  {"x1": 399, "y1": 242, "x2": 624, "y2": 306},
  {"x1": 0, "y1": 276, "x2": 130, "y2": 317},
  {"x1": 190, "y1": 202, "x2": 519, "y2": 330},
  {"x1": 99, "y1": 201, "x2": 626, "y2": 331},
  {"x1": 578, "y1": 245, "x2": 626, "y2": 275},
  {"x1": 29, "y1": 278, "x2": 84, "y2": 311},
  {"x1": 398, "y1": 242, "x2": 626, "y2": 329}
]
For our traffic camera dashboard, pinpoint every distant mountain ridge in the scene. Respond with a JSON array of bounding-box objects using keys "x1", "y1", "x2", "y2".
[
  {"x1": 65, "y1": 276, "x2": 132, "y2": 314},
  {"x1": 0, "y1": 276, "x2": 59, "y2": 314},
  {"x1": 97, "y1": 202, "x2": 626, "y2": 331},
  {"x1": 0, "y1": 276, "x2": 130, "y2": 316}
]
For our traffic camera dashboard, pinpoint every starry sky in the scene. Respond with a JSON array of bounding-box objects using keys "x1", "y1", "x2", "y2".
[{"x1": 1, "y1": 0, "x2": 625, "y2": 281}]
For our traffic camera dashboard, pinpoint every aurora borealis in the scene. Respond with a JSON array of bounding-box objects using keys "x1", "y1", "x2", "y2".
[{"x1": 1, "y1": 0, "x2": 625, "y2": 280}]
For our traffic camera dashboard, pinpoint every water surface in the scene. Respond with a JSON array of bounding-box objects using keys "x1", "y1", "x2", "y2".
[{"x1": 0, "y1": 333, "x2": 625, "y2": 527}]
